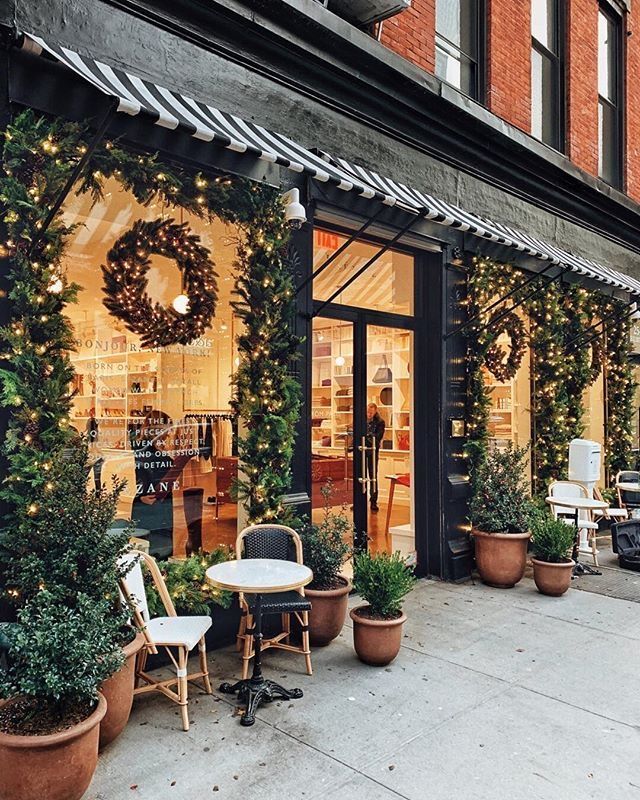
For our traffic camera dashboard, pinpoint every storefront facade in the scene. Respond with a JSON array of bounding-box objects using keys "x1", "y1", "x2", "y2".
[{"x1": 2, "y1": 0, "x2": 640, "y2": 583}]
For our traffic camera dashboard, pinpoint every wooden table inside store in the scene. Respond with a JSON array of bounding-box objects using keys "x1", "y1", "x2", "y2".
[{"x1": 206, "y1": 559, "x2": 312, "y2": 727}]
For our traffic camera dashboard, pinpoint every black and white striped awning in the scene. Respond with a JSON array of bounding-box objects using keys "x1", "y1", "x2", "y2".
[
  {"x1": 21, "y1": 33, "x2": 405, "y2": 205},
  {"x1": 19, "y1": 32, "x2": 640, "y2": 298},
  {"x1": 326, "y1": 155, "x2": 640, "y2": 297}
]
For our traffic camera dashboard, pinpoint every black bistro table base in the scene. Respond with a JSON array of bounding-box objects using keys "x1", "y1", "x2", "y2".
[{"x1": 219, "y1": 593, "x2": 303, "y2": 726}]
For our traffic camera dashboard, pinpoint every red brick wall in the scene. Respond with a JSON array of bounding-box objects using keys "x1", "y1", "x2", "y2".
[
  {"x1": 566, "y1": 0, "x2": 599, "y2": 176},
  {"x1": 380, "y1": 0, "x2": 435, "y2": 73},
  {"x1": 626, "y1": 13, "x2": 640, "y2": 201},
  {"x1": 486, "y1": 0, "x2": 531, "y2": 132}
]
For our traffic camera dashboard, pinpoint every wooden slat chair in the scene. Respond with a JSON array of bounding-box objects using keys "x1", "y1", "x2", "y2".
[
  {"x1": 593, "y1": 486, "x2": 628, "y2": 524},
  {"x1": 119, "y1": 551, "x2": 213, "y2": 731},
  {"x1": 548, "y1": 480, "x2": 600, "y2": 566},
  {"x1": 235, "y1": 524, "x2": 312, "y2": 679}
]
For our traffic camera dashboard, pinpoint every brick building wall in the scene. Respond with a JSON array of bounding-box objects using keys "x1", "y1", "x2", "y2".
[
  {"x1": 486, "y1": 0, "x2": 531, "y2": 132},
  {"x1": 380, "y1": 0, "x2": 435, "y2": 73},
  {"x1": 378, "y1": 0, "x2": 640, "y2": 202},
  {"x1": 566, "y1": 0, "x2": 599, "y2": 176}
]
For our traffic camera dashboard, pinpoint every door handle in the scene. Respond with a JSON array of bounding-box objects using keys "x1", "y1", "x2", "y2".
[{"x1": 358, "y1": 435, "x2": 369, "y2": 494}]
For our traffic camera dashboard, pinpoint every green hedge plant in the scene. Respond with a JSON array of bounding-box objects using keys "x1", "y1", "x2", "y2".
[
  {"x1": 352, "y1": 551, "x2": 416, "y2": 619},
  {"x1": 469, "y1": 443, "x2": 531, "y2": 533},
  {"x1": 0, "y1": 591, "x2": 123, "y2": 734},
  {"x1": 531, "y1": 514, "x2": 576, "y2": 563}
]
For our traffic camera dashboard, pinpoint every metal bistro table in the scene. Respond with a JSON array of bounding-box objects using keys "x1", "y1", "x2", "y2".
[
  {"x1": 206, "y1": 558, "x2": 312, "y2": 726},
  {"x1": 545, "y1": 495, "x2": 608, "y2": 576}
]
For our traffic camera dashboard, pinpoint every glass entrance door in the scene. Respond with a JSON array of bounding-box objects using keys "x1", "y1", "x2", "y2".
[{"x1": 310, "y1": 316, "x2": 414, "y2": 556}]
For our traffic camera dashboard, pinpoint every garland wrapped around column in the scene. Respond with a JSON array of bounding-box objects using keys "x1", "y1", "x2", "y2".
[
  {"x1": 601, "y1": 299, "x2": 636, "y2": 478},
  {"x1": 231, "y1": 191, "x2": 302, "y2": 523}
]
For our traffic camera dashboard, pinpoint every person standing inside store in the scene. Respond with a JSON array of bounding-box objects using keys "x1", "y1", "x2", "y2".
[{"x1": 366, "y1": 402, "x2": 385, "y2": 512}]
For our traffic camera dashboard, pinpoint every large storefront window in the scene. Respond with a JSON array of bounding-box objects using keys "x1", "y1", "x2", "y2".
[{"x1": 63, "y1": 179, "x2": 239, "y2": 558}]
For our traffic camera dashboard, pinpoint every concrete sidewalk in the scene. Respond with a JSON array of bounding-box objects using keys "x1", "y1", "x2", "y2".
[{"x1": 91, "y1": 579, "x2": 640, "y2": 800}]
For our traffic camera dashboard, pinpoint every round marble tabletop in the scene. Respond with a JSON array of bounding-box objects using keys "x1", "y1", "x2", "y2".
[
  {"x1": 206, "y1": 558, "x2": 313, "y2": 594},
  {"x1": 545, "y1": 496, "x2": 608, "y2": 511},
  {"x1": 616, "y1": 482, "x2": 640, "y2": 492}
]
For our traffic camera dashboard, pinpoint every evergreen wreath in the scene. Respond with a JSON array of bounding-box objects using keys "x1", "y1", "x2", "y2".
[
  {"x1": 483, "y1": 310, "x2": 527, "y2": 382},
  {"x1": 101, "y1": 217, "x2": 217, "y2": 348}
]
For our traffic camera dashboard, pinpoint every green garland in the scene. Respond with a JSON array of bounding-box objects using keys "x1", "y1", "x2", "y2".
[
  {"x1": 231, "y1": 196, "x2": 301, "y2": 523},
  {"x1": 0, "y1": 110, "x2": 299, "y2": 572},
  {"x1": 465, "y1": 255, "x2": 634, "y2": 494},
  {"x1": 600, "y1": 299, "x2": 636, "y2": 478}
]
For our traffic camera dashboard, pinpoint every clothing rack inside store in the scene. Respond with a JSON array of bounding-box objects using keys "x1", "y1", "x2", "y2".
[{"x1": 184, "y1": 411, "x2": 238, "y2": 519}]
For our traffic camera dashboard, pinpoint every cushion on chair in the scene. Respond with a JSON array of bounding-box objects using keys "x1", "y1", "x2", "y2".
[
  {"x1": 245, "y1": 591, "x2": 312, "y2": 614},
  {"x1": 146, "y1": 615, "x2": 212, "y2": 650}
]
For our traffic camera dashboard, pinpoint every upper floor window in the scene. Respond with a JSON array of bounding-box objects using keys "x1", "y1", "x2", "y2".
[
  {"x1": 435, "y1": 0, "x2": 482, "y2": 99},
  {"x1": 531, "y1": 0, "x2": 564, "y2": 150},
  {"x1": 598, "y1": 4, "x2": 623, "y2": 187}
]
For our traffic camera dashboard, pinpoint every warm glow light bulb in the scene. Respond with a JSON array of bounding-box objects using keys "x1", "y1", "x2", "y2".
[
  {"x1": 172, "y1": 293, "x2": 190, "y2": 315},
  {"x1": 335, "y1": 355, "x2": 345, "y2": 367}
]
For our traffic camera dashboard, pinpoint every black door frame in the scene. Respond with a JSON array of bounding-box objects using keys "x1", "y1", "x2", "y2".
[{"x1": 311, "y1": 302, "x2": 420, "y2": 550}]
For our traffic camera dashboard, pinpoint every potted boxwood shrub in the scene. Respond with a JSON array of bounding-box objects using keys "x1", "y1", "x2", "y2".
[
  {"x1": 0, "y1": 591, "x2": 122, "y2": 800},
  {"x1": 0, "y1": 441, "x2": 144, "y2": 750},
  {"x1": 469, "y1": 443, "x2": 532, "y2": 588},
  {"x1": 530, "y1": 511, "x2": 576, "y2": 596},
  {"x1": 350, "y1": 550, "x2": 416, "y2": 666},
  {"x1": 299, "y1": 482, "x2": 352, "y2": 646}
]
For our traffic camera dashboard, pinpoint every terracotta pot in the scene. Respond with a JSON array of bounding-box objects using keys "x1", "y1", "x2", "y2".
[
  {"x1": 532, "y1": 558, "x2": 575, "y2": 597},
  {"x1": 99, "y1": 632, "x2": 146, "y2": 748},
  {"x1": 472, "y1": 529, "x2": 531, "y2": 588},
  {"x1": 0, "y1": 693, "x2": 107, "y2": 800},
  {"x1": 306, "y1": 578, "x2": 351, "y2": 647},
  {"x1": 349, "y1": 605, "x2": 406, "y2": 666}
]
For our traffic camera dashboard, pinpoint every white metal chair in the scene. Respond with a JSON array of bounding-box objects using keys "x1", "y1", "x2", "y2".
[
  {"x1": 119, "y1": 551, "x2": 213, "y2": 731},
  {"x1": 235, "y1": 524, "x2": 312, "y2": 679},
  {"x1": 548, "y1": 480, "x2": 600, "y2": 566}
]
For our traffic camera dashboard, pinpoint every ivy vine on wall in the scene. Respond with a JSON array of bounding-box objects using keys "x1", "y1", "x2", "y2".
[{"x1": 0, "y1": 110, "x2": 300, "y2": 554}]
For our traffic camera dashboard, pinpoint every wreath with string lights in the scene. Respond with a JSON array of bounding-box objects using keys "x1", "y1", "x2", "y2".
[
  {"x1": 484, "y1": 310, "x2": 527, "y2": 382},
  {"x1": 101, "y1": 217, "x2": 218, "y2": 347}
]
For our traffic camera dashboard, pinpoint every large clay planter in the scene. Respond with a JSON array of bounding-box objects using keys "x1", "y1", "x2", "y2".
[
  {"x1": 472, "y1": 529, "x2": 531, "y2": 588},
  {"x1": 306, "y1": 578, "x2": 351, "y2": 646},
  {"x1": 99, "y1": 632, "x2": 146, "y2": 748},
  {"x1": 532, "y1": 558, "x2": 574, "y2": 597},
  {"x1": 0, "y1": 693, "x2": 107, "y2": 800},
  {"x1": 350, "y1": 605, "x2": 406, "y2": 666}
]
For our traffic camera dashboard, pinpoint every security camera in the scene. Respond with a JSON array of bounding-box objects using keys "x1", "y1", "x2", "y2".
[{"x1": 282, "y1": 188, "x2": 307, "y2": 229}]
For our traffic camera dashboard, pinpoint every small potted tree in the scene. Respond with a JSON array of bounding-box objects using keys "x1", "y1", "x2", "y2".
[
  {"x1": 530, "y1": 512, "x2": 576, "y2": 596},
  {"x1": 350, "y1": 551, "x2": 416, "y2": 666},
  {"x1": 0, "y1": 441, "x2": 144, "y2": 749},
  {"x1": 469, "y1": 443, "x2": 532, "y2": 588},
  {"x1": 0, "y1": 591, "x2": 122, "y2": 800},
  {"x1": 299, "y1": 482, "x2": 352, "y2": 646}
]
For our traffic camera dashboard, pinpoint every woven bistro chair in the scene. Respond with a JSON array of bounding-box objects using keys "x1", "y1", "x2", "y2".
[
  {"x1": 119, "y1": 551, "x2": 213, "y2": 731},
  {"x1": 235, "y1": 524, "x2": 312, "y2": 679}
]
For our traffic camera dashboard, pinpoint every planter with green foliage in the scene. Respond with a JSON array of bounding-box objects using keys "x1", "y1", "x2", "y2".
[
  {"x1": 299, "y1": 483, "x2": 353, "y2": 646},
  {"x1": 0, "y1": 441, "x2": 135, "y2": 789},
  {"x1": 469, "y1": 444, "x2": 532, "y2": 588},
  {"x1": 0, "y1": 592, "x2": 119, "y2": 800},
  {"x1": 530, "y1": 512, "x2": 576, "y2": 596},
  {"x1": 349, "y1": 551, "x2": 416, "y2": 666}
]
